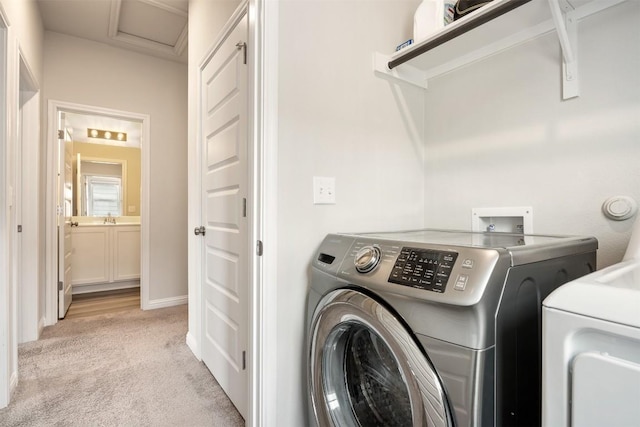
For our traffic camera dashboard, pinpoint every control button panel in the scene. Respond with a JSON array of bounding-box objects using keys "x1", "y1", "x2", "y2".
[
  {"x1": 461, "y1": 258, "x2": 474, "y2": 269},
  {"x1": 388, "y1": 247, "x2": 458, "y2": 293},
  {"x1": 454, "y1": 274, "x2": 469, "y2": 291}
]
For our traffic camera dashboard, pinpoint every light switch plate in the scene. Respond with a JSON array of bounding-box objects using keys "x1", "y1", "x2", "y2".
[{"x1": 313, "y1": 176, "x2": 336, "y2": 204}]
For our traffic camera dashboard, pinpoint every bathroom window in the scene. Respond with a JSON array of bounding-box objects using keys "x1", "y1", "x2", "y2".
[{"x1": 85, "y1": 175, "x2": 122, "y2": 217}]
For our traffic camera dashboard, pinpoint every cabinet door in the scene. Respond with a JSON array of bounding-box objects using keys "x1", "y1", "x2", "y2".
[
  {"x1": 113, "y1": 226, "x2": 140, "y2": 281},
  {"x1": 71, "y1": 227, "x2": 110, "y2": 285}
]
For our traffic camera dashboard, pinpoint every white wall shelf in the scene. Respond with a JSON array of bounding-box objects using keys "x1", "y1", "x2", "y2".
[{"x1": 374, "y1": 0, "x2": 627, "y2": 99}]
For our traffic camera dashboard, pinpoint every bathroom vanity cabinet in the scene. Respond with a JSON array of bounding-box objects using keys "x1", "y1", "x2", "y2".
[{"x1": 70, "y1": 224, "x2": 141, "y2": 292}]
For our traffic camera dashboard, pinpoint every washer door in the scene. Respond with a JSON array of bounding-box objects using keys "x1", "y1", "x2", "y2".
[{"x1": 309, "y1": 288, "x2": 453, "y2": 427}]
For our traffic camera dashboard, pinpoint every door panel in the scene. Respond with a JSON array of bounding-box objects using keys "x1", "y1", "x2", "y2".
[
  {"x1": 58, "y1": 128, "x2": 73, "y2": 318},
  {"x1": 200, "y1": 12, "x2": 248, "y2": 419}
]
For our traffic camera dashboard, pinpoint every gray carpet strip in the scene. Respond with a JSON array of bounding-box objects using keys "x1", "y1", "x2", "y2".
[{"x1": 0, "y1": 304, "x2": 244, "y2": 426}]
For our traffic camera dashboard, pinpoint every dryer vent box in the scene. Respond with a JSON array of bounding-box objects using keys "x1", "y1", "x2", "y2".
[{"x1": 472, "y1": 207, "x2": 533, "y2": 234}]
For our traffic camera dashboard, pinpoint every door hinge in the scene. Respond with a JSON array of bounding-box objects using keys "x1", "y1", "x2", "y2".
[
  {"x1": 256, "y1": 240, "x2": 263, "y2": 256},
  {"x1": 242, "y1": 350, "x2": 246, "y2": 370},
  {"x1": 58, "y1": 281, "x2": 63, "y2": 291},
  {"x1": 194, "y1": 226, "x2": 206, "y2": 236},
  {"x1": 17, "y1": 225, "x2": 22, "y2": 232},
  {"x1": 236, "y1": 41, "x2": 247, "y2": 65},
  {"x1": 243, "y1": 198, "x2": 247, "y2": 218},
  {"x1": 58, "y1": 129, "x2": 64, "y2": 139}
]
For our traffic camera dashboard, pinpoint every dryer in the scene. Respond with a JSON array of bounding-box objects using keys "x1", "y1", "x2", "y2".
[
  {"x1": 307, "y1": 229, "x2": 597, "y2": 427},
  {"x1": 542, "y1": 218, "x2": 640, "y2": 427}
]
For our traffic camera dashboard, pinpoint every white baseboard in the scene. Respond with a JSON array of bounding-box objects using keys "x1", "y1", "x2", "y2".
[
  {"x1": 186, "y1": 331, "x2": 201, "y2": 361},
  {"x1": 72, "y1": 281, "x2": 140, "y2": 295},
  {"x1": 38, "y1": 316, "x2": 45, "y2": 339},
  {"x1": 9, "y1": 370, "x2": 18, "y2": 395},
  {"x1": 146, "y1": 295, "x2": 187, "y2": 310}
]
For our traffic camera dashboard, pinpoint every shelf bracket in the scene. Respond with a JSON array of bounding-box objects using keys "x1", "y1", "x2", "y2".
[
  {"x1": 373, "y1": 52, "x2": 429, "y2": 90},
  {"x1": 548, "y1": 0, "x2": 579, "y2": 99}
]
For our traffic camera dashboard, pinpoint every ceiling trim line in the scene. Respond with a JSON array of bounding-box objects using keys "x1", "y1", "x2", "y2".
[
  {"x1": 139, "y1": 0, "x2": 188, "y2": 17},
  {"x1": 108, "y1": 0, "x2": 122, "y2": 38},
  {"x1": 111, "y1": 32, "x2": 179, "y2": 56},
  {"x1": 173, "y1": 25, "x2": 188, "y2": 56}
]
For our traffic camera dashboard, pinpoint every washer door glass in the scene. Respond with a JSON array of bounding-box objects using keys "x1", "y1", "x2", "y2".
[
  {"x1": 323, "y1": 322, "x2": 412, "y2": 426},
  {"x1": 309, "y1": 289, "x2": 452, "y2": 427}
]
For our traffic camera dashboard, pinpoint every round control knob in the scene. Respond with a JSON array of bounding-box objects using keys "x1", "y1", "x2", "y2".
[{"x1": 354, "y1": 246, "x2": 381, "y2": 273}]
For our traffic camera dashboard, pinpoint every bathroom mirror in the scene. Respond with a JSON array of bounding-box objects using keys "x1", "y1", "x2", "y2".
[{"x1": 73, "y1": 146, "x2": 140, "y2": 217}]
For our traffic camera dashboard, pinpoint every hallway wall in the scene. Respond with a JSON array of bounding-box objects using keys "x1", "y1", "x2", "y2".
[
  {"x1": 42, "y1": 31, "x2": 188, "y2": 304},
  {"x1": 0, "y1": 0, "x2": 44, "y2": 409}
]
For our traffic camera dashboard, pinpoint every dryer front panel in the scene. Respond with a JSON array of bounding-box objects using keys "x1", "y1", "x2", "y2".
[{"x1": 309, "y1": 288, "x2": 453, "y2": 427}]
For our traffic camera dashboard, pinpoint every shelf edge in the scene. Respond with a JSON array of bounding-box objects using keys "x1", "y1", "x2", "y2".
[{"x1": 388, "y1": 0, "x2": 532, "y2": 70}]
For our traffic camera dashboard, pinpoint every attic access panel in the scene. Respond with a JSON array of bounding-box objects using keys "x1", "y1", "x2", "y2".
[{"x1": 109, "y1": 0, "x2": 188, "y2": 56}]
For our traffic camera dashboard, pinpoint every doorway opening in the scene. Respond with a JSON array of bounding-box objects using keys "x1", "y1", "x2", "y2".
[{"x1": 45, "y1": 101, "x2": 150, "y2": 324}]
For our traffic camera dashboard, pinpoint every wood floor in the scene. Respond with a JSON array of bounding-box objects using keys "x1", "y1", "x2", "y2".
[{"x1": 65, "y1": 287, "x2": 141, "y2": 319}]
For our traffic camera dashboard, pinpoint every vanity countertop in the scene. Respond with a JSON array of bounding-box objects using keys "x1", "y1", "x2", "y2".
[
  {"x1": 72, "y1": 216, "x2": 141, "y2": 227},
  {"x1": 75, "y1": 222, "x2": 140, "y2": 227}
]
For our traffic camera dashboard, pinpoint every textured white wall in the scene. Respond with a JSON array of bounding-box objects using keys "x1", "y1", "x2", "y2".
[
  {"x1": 43, "y1": 32, "x2": 188, "y2": 301},
  {"x1": 277, "y1": 1, "x2": 424, "y2": 425},
  {"x1": 422, "y1": 1, "x2": 640, "y2": 268}
]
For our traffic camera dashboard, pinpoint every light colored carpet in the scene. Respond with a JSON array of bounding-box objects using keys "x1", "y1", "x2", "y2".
[{"x1": 0, "y1": 304, "x2": 244, "y2": 426}]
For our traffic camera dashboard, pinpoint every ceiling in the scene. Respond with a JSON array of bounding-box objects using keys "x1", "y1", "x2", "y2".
[{"x1": 37, "y1": 0, "x2": 188, "y2": 64}]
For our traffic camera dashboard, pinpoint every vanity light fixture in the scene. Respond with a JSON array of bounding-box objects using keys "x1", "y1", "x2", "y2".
[{"x1": 87, "y1": 128, "x2": 127, "y2": 142}]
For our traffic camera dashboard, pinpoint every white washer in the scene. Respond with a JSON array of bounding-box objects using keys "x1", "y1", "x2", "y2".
[{"x1": 542, "y1": 219, "x2": 640, "y2": 427}]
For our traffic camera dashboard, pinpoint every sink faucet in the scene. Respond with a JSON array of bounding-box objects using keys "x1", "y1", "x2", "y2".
[{"x1": 104, "y1": 213, "x2": 116, "y2": 224}]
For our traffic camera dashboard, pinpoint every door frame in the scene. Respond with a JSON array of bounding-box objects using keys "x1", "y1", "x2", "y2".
[
  {"x1": 248, "y1": 0, "x2": 278, "y2": 424},
  {"x1": 0, "y1": 1, "x2": 10, "y2": 409},
  {"x1": 45, "y1": 100, "x2": 151, "y2": 325},
  {"x1": 187, "y1": 0, "x2": 278, "y2": 424},
  {"x1": 17, "y1": 49, "x2": 40, "y2": 343}
]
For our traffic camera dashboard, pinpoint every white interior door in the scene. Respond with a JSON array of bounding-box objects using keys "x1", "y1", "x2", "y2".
[
  {"x1": 199, "y1": 13, "x2": 249, "y2": 418},
  {"x1": 58, "y1": 126, "x2": 73, "y2": 318}
]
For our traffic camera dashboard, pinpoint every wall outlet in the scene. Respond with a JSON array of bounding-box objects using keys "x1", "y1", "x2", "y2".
[{"x1": 313, "y1": 176, "x2": 336, "y2": 205}]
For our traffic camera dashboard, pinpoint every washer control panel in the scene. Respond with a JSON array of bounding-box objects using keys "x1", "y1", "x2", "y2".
[
  {"x1": 354, "y1": 245, "x2": 382, "y2": 273},
  {"x1": 388, "y1": 247, "x2": 458, "y2": 293}
]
